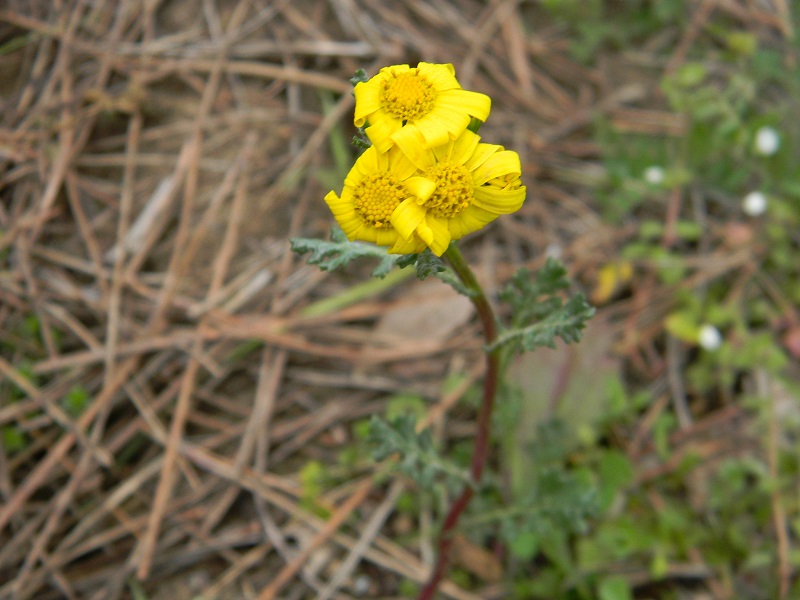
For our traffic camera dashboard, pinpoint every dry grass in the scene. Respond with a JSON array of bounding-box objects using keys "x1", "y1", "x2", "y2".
[{"x1": 0, "y1": 1, "x2": 795, "y2": 599}]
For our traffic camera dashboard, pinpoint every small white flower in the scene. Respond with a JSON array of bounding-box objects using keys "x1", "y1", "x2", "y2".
[
  {"x1": 545, "y1": 242, "x2": 563, "y2": 260},
  {"x1": 698, "y1": 324, "x2": 723, "y2": 351},
  {"x1": 742, "y1": 191, "x2": 767, "y2": 216},
  {"x1": 754, "y1": 126, "x2": 780, "y2": 156},
  {"x1": 353, "y1": 575, "x2": 372, "y2": 595},
  {"x1": 644, "y1": 166, "x2": 665, "y2": 185}
]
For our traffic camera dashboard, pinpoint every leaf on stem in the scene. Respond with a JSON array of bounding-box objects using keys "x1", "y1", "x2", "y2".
[
  {"x1": 494, "y1": 258, "x2": 595, "y2": 353},
  {"x1": 398, "y1": 249, "x2": 476, "y2": 296},
  {"x1": 290, "y1": 227, "x2": 401, "y2": 278},
  {"x1": 368, "y1": 414, "x2": 472, "y2": 490}
]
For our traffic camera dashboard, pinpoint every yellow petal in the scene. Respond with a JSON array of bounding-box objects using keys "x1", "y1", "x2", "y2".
[
  {"x1": 389, "y1": 233, "x2": 426, "y2": 255},
  {"x1": 471, "y1": 150, "x2": 521, "y2": 184},
  {"x1": 450, "y1": 129, "x2": 481, "y2": 165},
  {"x1": 339, "y1": 216, "x2": 367, "y2": 238},
  {"x1": 353, "y1": 81, "x2": 382, "y2": 127},
  {"x1": 391, "y1": 198, "x2": 427, "y2": 240},
  {"x1": 413, "y1": 115, "x2": 454, "y2": 148},
  {"x1": 472, "y1": 185, "x2": 526, "y2": 214},
  {"x1": 392, "y1": 125, "x2": 433, "y2": 167},
  {"x1": 324, "y1": 190, "x2": 341, "y2": 206},
  {"x1": 424, "y1": 215, "x2": 451, "y2": 256},
  {"x1": 437, "y1": 89, "x2": 491, "y2": 122},
  {"x1": 418, "y1": 62, "x2": 459, "y2": 89},
  {"x1": 365, "y1": 113, "x2": 402, "y2": 153},
  {"x1": 352, "y1": 146, "x2": 379, "y2": 178},
  {"x1": 375, "y1": 227, "x2": 400, "y2": 248},
  {"x1": 383, "y1": 63, "x2": 412, "y2": 77},
  {"x1": 464, "y1": 143, "x2": 502, "y2": 173},
  {"x1": 431, "y1": 138, "x2": 456, "y2": 163},
  {"x1": 389, "y1": 147, "x2": 422, "y2": 180},
  {"x1": 375, "y1": 147, "x2": 391, "y2": 171},
  {"x1": 415, "y1": 220, "x2": 434, "y2": 246},
  {"x1": 448, "y1": 205, "x2": 498, "y2": 240},
  {"x1": 403, "y1": 176, "x2": 436, "y2": 202},
  {"x1": 324, "y1": 190, "x2": 353, "y2": 216}
]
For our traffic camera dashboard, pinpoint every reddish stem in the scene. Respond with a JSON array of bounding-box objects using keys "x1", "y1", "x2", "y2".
[{"x1": 417, "y1": 245, "x2": 501, "y2": 600}]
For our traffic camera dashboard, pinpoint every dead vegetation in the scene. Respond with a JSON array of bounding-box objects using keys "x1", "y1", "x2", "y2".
[{"x1": 0, "y1": 1, "x2": 796, "y2": 599}]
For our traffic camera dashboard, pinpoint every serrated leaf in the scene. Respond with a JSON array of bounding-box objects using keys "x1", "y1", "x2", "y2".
[
  {"x1": 395, "y1": 250, "x2": 475, "y2": 296},
  {"x1": 412, "y1": 249, "x2": 446, "y2": 279},
  {"x1": 290, "y1": 227, "x2": 402, "y2": 278},
  {"x1": 490, "y1": 294, "x2": 595, "y2": 353},
  {"x1": 500, "y1": 259, "x2": 571, "y2": 326},
  {"x1": 368, "y1": 414, "x2": 472, "y2": 490},
  {"x1": 350, "y1": 68, "x2": 369, "y2": 86},
  {"x1": 351, "y1": 133, "x2": 371, "y2": 150},
  {"x1": 496, "y1": 259, "x2": 594, "y2": 356},
  {"x1": 391, "y1": 249, "x2": 449, "y2": 281},
  {"x1": 394, "y1": 253, "x2": 419, "y2": 269},
  {"x1": 493, "y1": 456, "x2": 598, "y2": 559}
]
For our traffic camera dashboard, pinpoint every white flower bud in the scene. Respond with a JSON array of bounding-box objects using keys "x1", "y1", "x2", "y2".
[
  {"x1": 754, "y1": 126, "x2": 780, "y2": 156},
  {"x1": 545, "y1": 243, "x2": 563, "y2": 260},
  {"x1": 742, "y1": 191, "x2": 767, "y2": 216},
  {"x1": 698, "y1": 324, "x2": 722, "y2": 351},
  {"x1": 644, "y1": 166, "x2": 665, "y2": 185}
]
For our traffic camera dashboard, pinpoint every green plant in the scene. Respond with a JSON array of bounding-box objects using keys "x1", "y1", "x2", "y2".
[{"x1": 293, "y1": 62, "x2": 594, "y2": 598}]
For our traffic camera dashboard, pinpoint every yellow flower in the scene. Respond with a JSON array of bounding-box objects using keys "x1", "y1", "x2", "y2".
[
  {"x1": 324, "y1": 145, "x2": 436, "y2": 254},
  {"x1": 390, "y1": 130, "x2": 526, "y2": 256},
  {"x1": 354, "y1": 63, "x2": 491, "y2": 161}
]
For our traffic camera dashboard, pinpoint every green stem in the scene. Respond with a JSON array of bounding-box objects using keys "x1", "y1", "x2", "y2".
[{"x1": 417, "y1": 244, "x2": 501, "y2": 600}]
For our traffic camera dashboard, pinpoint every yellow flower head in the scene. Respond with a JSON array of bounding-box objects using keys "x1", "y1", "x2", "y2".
[
  {"x1": 390, "y1": 130, "x2": 526, "y2": 256},
  {"x1": 324, "y1": 145, "x2": 437, "y2": 254},
  {"x1": 354, "y1": 63, "x2": 491, "y2": 161}
]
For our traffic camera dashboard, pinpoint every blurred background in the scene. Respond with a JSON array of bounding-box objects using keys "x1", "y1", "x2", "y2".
[{"x1": 0, "y1": 1, "x2": 798, "y2": 598}]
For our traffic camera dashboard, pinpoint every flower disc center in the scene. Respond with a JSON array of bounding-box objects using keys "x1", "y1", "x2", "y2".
[
  {"x1": 423, "y1": 162, "x2": 474, "y2": 218},
  {"x1": 381, "y1": 71, "x2": 436, "y2": 122},
  {"x1": 353, "y1": 173, "x2": 405, "y2": 228}
]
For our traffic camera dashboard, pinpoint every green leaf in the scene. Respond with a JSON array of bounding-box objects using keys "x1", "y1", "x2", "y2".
[
  {"x1": 62, "y1": 385, "x2": 89, "y2": 417},
  {"x1": 598, "y1": 450, "x2": 634, "y2": 510},
  {"x1": 350, "y1": 69, "x2": 369, "y2": 86},
  {"x1": 500, "y1": 259, "x2": 571, "y2": 326},
  {"x1": 409, "y1": 249, "x2": 446, "y2": 280},
  {"x1": 1, "y1": 425, "x2": 27, "y2": 453},
  {"x1": 598, "y1": 575, "x2": 633, "y2": 600},
  {"x1": 509, "y1": 530, "x2": 539, "y2": 560},
  {"x1": 290, "y1": 227, "x2": 402, "y2": 278},
  {"x1": 397, "y1": 250, "x2": 476, "y2": 296},
  {"x1": 368, "y1": 414, "x2": 471, "y2": 490},
  {"x1": 494, "y1": 259, "x2": 594, "y2": 355},
  {"x1": 490, "y1": 294, "x2": 595, "y2": 353}
]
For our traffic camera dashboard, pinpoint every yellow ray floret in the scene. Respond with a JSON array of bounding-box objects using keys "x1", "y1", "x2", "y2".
[
  {"x1": 325, "y1": 132, "x2": 525, "y2": 257},
  {"x1": 354, "y1": 62, "x2": 491, "y2": 161},
  {"x1": 391, "y1": 130, "x2": 526, "y2": 256},
  {"x1": 324, "y1": 145, "x2": 436, "y2": 254}
]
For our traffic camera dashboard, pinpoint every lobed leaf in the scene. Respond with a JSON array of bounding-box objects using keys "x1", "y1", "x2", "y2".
[
  {"x1": 490, "y1": 294, "x2": 594, "y2": 352},
  {"x1": 396, "y1": 249, "x2": 476, "y2": 296},
  {"x1": 494, "y1": 266, "x2": 595, "y2": 353},
  {"x1": 500, "y1": 258, "x2": 572, "y2": 326},
  {"x1": 368, "y1": 414, "x2": 472, "y2": 490},
  {"x1": 290, "y1": 227, "x2": 401, "y2": 278}
]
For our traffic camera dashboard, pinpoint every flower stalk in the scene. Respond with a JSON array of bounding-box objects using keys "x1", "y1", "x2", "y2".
[{"x1": 417, "y1": 243, "x2": 501, "y2": 600}]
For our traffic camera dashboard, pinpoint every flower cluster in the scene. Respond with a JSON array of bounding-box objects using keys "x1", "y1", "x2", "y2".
[{"x1": 325, "y1": 62, "x2": 526, "y2": 256}]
